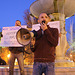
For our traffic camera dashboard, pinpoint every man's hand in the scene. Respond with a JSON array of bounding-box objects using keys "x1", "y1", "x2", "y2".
[
  {"x1": 30, "y1": 37, "x2": 35, "y2": 48},
  {"x1": 41, "y1": 23, "x2": 47, "y2": 31}
]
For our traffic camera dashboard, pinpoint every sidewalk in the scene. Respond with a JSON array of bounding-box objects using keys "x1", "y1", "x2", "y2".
[{"x1": 0, "y1": 65, "x2": 75, "y2": 75}]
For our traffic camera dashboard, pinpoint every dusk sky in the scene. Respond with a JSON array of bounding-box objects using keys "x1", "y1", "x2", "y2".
[{"x1": 0, "y1": 0, "x2": 36, "y2": 30}]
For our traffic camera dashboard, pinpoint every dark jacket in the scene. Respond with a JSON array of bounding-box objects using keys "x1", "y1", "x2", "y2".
[{"x1": 31, "y1": 25, "x2": 59, "y2": 62}]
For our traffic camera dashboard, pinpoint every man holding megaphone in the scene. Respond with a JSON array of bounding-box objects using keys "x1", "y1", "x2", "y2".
[{"x1": 9, "y1": 20, "x2": 24, "y2": 75}]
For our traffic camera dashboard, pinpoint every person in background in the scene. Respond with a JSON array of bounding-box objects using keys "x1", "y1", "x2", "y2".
[
  {"x1": 30, "y1": 13, "x2": 59, "y2": 75},
  {"x1": 9, "y1": 20, "x2": 24, "y2": 75}
]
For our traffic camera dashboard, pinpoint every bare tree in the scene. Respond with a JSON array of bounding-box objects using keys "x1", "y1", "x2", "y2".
[
  {"x1": 23, "y1": 9, "x2": 38, "y2": 28},
  {"x1": 23, "y1": 9, "x2": 32, "y2": 28}
]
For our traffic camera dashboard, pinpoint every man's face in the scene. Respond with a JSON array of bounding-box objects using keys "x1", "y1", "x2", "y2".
[
  {"x1": 38, "y1": 13, "x2": 51, "y2": 24},
  {"x1": 15, "y1": 21, "x2": 21, "y2": 26}
]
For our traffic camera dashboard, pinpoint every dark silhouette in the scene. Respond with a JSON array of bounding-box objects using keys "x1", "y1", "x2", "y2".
[{"x1": 0, "y1": 57, "x2": 6, "y2": 65}]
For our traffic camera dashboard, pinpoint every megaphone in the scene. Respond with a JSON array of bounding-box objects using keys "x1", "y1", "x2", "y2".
[
  {"x1": 16, "y1": 28, "x2": 35, "y2": 54},
  {"x1": 16, "y1": 28, "x2": 31, "y2": 46}
]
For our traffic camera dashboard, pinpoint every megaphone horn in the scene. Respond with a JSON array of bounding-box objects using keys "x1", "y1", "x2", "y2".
[{"x1": 16, "y1": 28, "x2": 31, "y2": 46}]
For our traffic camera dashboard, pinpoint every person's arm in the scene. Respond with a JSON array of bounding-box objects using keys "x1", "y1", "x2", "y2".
[
  {"x1": 30, "y1": 37, "x2": 36, "y2": 52},
  {"x1": 44, "y1": 28, "x2": 59, "y2": 47}
]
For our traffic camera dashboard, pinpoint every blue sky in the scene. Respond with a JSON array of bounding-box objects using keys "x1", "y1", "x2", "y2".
[
  {"x1": 0, "y1": 0, "x2": 36, "y2": 30},
  {"x1": 65, "y1": 15, "x2": 75, "y2": 42}
]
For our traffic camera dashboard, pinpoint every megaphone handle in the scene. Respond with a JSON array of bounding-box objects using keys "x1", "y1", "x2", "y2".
[{"x1": 23, "y1": 46, "x2": 31, "y2": 54}]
